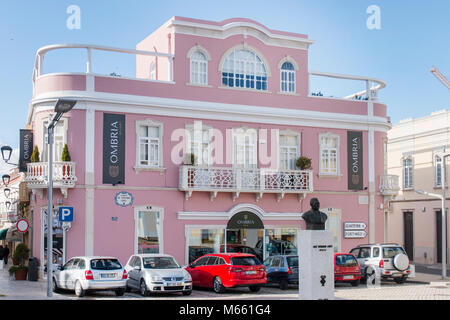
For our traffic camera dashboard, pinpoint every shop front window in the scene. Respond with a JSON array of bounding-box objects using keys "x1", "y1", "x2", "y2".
[
  {"x1": 187, "y1": 228, "x2": 224, "y2": 264},
  {"x1": 42, "y1": 208, "x2": 64, "y2": 271},
  {"x1": 137, "y1": 210, "x2": 161, "y2": 254},
  {"x1": 260, "y1": 228, "x2": 298, "y2": 258}
]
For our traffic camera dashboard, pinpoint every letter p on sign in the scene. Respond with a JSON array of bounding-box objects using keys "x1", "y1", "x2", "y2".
[{"x1": 59, "y1": 206, "x2": 74, "y2": 222}]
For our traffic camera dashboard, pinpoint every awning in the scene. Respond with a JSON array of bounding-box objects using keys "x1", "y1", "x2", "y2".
[
  {"x1": 0, "y1": 228, "x2": 8, "y2": 240},
  {"x1": 6, "y1": 226, "x2": 22, "y2": 242}
]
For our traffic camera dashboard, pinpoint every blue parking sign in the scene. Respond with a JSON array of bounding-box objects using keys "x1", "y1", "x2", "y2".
[{"x1": 58, "y1": 207, "x2": 74, "y2": 222}]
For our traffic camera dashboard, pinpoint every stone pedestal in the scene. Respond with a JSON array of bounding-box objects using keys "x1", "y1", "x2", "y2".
[{"x1": 298, "y1": 230, "x2": 335, "y2": 300}]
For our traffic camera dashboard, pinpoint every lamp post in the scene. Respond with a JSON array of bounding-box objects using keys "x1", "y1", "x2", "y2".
[
  {"x1": 415, "y1": 151, "x2": 449, "y2": 281},
  {"x1": 46, "y1": 99, "x2": 76, "y2": 298}
]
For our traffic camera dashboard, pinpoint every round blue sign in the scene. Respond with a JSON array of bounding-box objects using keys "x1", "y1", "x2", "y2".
[{"x1": 114, "y1": 191, "x2": 134, "y2": 207}]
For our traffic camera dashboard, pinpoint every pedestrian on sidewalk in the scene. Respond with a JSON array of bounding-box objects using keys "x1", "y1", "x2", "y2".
[
  {"x1": 3, "y1": 245, "x2": 10, "y2": 265},
  {"x1": 0, "y1": 245, "x2": 4, "y2": 268}
]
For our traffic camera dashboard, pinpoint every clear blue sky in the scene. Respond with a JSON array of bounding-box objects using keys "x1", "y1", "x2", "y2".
[{"x1": 1, "y1": 0, "x2": 449, "y2": 152}]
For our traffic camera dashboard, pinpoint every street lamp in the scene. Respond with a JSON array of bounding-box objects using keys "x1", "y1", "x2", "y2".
[
  {"x1": 2, "y1": 174, "x2": 10, "y2": 187},
  {"x1": 4, "y1": 188, "x2": 10, "y2": 198},
  {"x1": 46, "y1": 99, "x2": 76, "y2": 298},
  {"x1": 1, "y1": 146, "x2": 12, "y2": 163}
]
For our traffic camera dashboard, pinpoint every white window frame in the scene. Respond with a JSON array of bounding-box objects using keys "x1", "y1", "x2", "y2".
[
  {"x1": 187, "y1": 45, "x2": 211, "y2": 86},
  {"x1": 42, "y1": 117, "x2": 68, "y2": 162},
  {"x1": 185, "y1": 123, "x2": 213, "y2": 166},
  {"x1": 219, "y1": 44, "x2": 271, "y2": 92},
  {"x1": 278, "y1": 130, "x2": 300, "y2": 170},
  {"x1": 149, "y1": 61, "x2": 156, "y2": 80},
  {"x1": 134, "y1": 206, "x2": 164, "y2": 255},
  {"x1": 319, "y1": 133, "x2": 340, "y2": 176},
  {"x1": 135, "y1": 118, "x2": 163, "y2": 169},
  {"x1": 232, "y1": 127, "x2": 258, "y2": 169},
  {"x1": 402, "y1": 156, "x2": 413, "y2": 190},
  {"x1": 434, "y1": 152, "x2": 447, "y2": 187}
]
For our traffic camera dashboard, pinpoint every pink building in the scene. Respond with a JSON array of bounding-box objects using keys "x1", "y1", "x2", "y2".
[{"x1": 24, "y1": 17, "x2": 396, "y2": 275}]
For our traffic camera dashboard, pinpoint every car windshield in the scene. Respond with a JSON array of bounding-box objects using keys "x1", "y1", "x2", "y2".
[
  {"x1": 90, "y1": 259, "x2": 122, "y2": 270},
  {"x1": 335, "y1": 255, "x2": 358, "y2": 267},
  {"x1": 287, "y1": 256, "x2": 299, "y2": 268},
  {"x1": 383, "y1": 247, "x2": 406, "y2": 258},
  {"x1": 231, "y1": 257, "x2": 261, "y2": 266},
  {"x1": 143, "y1": 257, "x2": 180, "y2": 269}
]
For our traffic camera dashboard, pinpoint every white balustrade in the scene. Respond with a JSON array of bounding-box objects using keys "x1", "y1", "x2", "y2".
[
  {"x1": 179, "y1": 165, "x2": 313, "y2": 201},
  {"x1": 25, "y1": 162, "x2": 77, "y2": 198}
]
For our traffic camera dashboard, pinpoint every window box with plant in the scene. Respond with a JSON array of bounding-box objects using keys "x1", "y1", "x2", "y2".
[{"x1": 9, "y1": 243, "x2": 30, "y2": 280}]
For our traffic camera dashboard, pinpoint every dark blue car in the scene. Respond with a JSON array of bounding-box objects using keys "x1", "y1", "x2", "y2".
[{"x1": 263, "y1": 255, "x2": 298, "y2": 290}]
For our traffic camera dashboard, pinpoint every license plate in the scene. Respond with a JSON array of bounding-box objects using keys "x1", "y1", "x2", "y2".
[
  {"x1": 101, "y1": 273, "x2": 115, "y2": 279},
  {"x1": 245, "y1": 271, "x2": 257, "y2": 275},
  {"x1": 167, "y1": 282, "x2": 182, "y2": 286},
  {"x1": 343, "y1": 275, "x2": 354, "y2": 280}
]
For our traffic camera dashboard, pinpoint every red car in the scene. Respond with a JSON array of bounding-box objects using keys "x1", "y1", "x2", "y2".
[
  {"x1": 334, "y1": 253, "x2": 361, "y2": 286},
  {"x1": 185, "y1": 253, "x2": 267, "y2": 293}
]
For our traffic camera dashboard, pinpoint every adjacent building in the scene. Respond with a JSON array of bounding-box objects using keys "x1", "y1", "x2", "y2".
[
  {"x1": 24, "y1": 16, "x2": 394, "y2": 277},
  {"x1": 387, "y1": 109, "x2": 450, "y2": 265}
]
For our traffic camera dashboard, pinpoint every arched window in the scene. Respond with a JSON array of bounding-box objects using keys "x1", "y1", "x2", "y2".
[
  {"x1": 222, "y1": 49, "x2": 267, "y2": 91},
  {"x1": 190, "y1": 51, "x2": 208, "y2": 85},
  {"x1": 280, "y1": 61, "x2": 295, "y2": 93}
]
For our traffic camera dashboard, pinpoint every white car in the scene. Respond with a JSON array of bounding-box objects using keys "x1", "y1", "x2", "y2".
[
  {"x1": 52, "y1": 256, "x2": 127, "y2": 297},
  {"x1": 124, "y1": 254, "x2": 192, "y2": 296}
]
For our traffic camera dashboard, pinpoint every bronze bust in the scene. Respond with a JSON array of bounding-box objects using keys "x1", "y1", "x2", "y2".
[{"x1": 302, "y1": 198, "x2": 328, "y2": 230}]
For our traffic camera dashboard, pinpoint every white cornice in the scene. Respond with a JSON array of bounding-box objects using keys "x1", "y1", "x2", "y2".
[
  {"x1": 30, "y1": 90, "x2": 390, "y2": 132},
  {"x1": 169, "y1": 19, "x2": 314, "y2": 51}
]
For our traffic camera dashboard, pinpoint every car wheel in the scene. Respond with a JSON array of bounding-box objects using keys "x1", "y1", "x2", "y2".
[
  {"x1": 74, "y1": 280, "x2": 85, "y2": 297},
  {"x1": 115, "y1": 288, "x2": 125, "y2": 296},
  {"x1": 140, "y1": 279, "x2": 149, "y2": 296},
  {"x1": 351, "y1": 279, "x2": 361, "y2": 287},
  {"x1": 213, "y1": 276, "x2": 225, "y2": 294},
  {"x1": 182, "y1": 290, "x2": 192, "y2": 296},
  {"x1": 249, "y1": 286, "x2": 261, "y2": 293},
  {"x1": 394, "y1": 276, "x2": 407, "y2": 284},
  {"x1": 279, "y1": 279, "x2": 289, "y2": 290},
  {"x1": 52, "y1": 278, "x2": 60, "y2": 293}
]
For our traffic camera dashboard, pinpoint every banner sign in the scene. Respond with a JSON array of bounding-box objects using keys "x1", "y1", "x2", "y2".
[
  {"x1": 347, "y1": 131, "x2": 363, "y2": 190},
  {"x1": 19, "y1": 129, "x2": 33, "y2": 172},
  {"x1": 103, "y1": 113, "x2": 125, "y2": 185}
]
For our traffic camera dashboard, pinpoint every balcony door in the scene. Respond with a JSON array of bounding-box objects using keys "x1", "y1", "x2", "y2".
[
  {"x1": 42, "y1": 118, "x2": 68, "y2": 162},
  {"x1": 233, "y1": 128, "x2": 257, "y2": 189}
]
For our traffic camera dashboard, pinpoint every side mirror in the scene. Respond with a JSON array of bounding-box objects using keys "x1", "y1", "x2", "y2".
[
  {"x1": 57, "y1": 265, "x2": 62, "y2": 271},
  {"x1": 133, "y1": 266, "x2": 141, "y2": 271},
  {"x1": 188, "y1": 264, "x2": 195, "y2": 269}
]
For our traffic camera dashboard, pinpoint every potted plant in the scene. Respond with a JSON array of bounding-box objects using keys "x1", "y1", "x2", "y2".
[
  {"x1": 61, "y1": 144, "x2": 72, "y2": 179},
  {"x1": 184, "y1": 153, "x2": 197, "y2": 187},
  {"x1": 30, "y1": 146, "x2": 40, "y2": 163},
  {"x1": 9, "y1": 243, "x2": 30, "y2": 280},
  {"x1": 296, "y1": 156, "x2": 312, "y2": 170}
]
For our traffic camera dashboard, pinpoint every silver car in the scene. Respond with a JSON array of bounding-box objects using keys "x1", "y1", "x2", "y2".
[
  {"x1": 124, "y1": 254, "x2": 192, "y2": 296},
  {"x1": 350, "y1": 243, "x2": 412, "y2": 284},
  {"x1": 52, "y1": 256, "x2": 128, "y2": 297}
]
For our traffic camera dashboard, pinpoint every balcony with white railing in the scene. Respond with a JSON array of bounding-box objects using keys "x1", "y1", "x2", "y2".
[
  {"x1": 179, "y1": 165, "x2": 313, "y2": 202},
  {"x1": 379, "y1": 174, "x2": 400, "y2": 197},
  {"x1": 25, "y1": 162, "x2": 77, "y2": 198}
]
